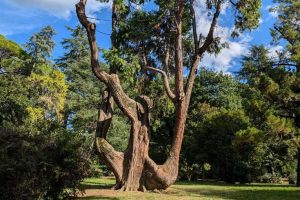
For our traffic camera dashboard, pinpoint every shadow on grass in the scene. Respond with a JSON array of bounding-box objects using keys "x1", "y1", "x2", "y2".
[
  {"x1": 79, "y1": 182, "x2": 114, "y2": 190},
  {"x1": 179, "y1": 185, "x2": 300, "y2": 200},
  {"x1": 177, "y1": 181, "x2": 296, "y2": 188},
  {"x1": 76, "y1": 196, "x2": 119, "y2": 200},
  {"x1": 78, "y1": 178, "x2": 300, "y2": 200}
]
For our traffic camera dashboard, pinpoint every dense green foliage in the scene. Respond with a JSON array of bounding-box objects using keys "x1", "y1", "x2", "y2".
[
  {"x1": 0, "y1": 35, "x2": 26, "y2": 58},
  {"x1": 0, "y1": 29, "x2": 93, "y2": 199},
  {"x1": 0, "y1": 128, "x2": 92, "y2": 200}
]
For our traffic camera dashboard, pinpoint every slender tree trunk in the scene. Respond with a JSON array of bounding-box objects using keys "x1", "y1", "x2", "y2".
[
  {"x1": 294, "y1": 72, "x2": 300, "y2": 187},
  {"x1": 297, "y1": 148, "x2": 300, "y2": 187},
  {"x1": 187, "y1": 174, "x2": 192, "y2": 182}
]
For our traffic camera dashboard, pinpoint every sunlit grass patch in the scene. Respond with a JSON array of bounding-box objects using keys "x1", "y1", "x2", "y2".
[{"x1": 78, "y1": 177, "x2": 300, "y2": 200}]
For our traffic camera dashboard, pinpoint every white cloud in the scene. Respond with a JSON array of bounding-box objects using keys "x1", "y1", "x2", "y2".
[
  {"x1": 268, "y1": 45, "x2": 283, "y2": 58},
  {"x1": 194, "y1": 0, "x2": 252, "y2": 72},
  {"x1": 201, "y1": 34, "x2": 251, "y2": 72},
  {"x1": 0, "y1": 0, "x2": 111, "y2": 35},
  {"x1": 259, "y1": 18, "x2": 264, "y2": 25},
  {"x1": 7, "y1": 0, "x2": 111, "y2": 19},
  {"x1": 265, "y1": 5, "x2": 278, "y2": 18}
]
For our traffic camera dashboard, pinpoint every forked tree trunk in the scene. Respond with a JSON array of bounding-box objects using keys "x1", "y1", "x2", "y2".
[
  {"x1": 118, "y1": 97, "x2": 152, "y2": 191},
  {"x1": 76, "y1": 0, "x2": 221, "y2": 191},
  {"x1": 120, "y1": 123, "x2": 150, "y2": 191},
  {"x1": 95, "y1": 97, "x2": 188, "y2": 190}
]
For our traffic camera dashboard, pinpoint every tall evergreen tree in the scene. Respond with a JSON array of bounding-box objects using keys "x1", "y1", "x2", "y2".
[
  {"x1": 57, "y1": 25, "x2": 101, "y2": 133},
  {"x1": 239, "y1": 45, "x2": 299, "y2": 185},
  {"x1": 268, "y1": 0, "x2": 299, "y2": 186},
  {"x1": 25, "y1": 26, "x2": 56, "y2": 66},
  {"x1": 237, "y1": 0, "x2": 300, "y2": 185}
]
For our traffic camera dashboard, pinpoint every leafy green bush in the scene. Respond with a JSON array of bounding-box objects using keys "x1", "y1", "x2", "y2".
[
  {"x1": 0, "y1": 128, "x2": 93, "y2": 200},
  {"x1": 258, "y1": 173, "x2": 282, "y2": 183}
]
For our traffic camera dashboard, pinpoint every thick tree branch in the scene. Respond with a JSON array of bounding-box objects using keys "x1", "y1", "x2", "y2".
[
  {"x1": 185, "y1": 0, "x2": 222, "y2": 104},
  {"x1": 96, "y1": 88, "x2": 113, "y2": 138},
  {"x1": 76, "y1": 0, "x2": 140, "y2": 121},
  {"x1": 95, "y1": 138, "x2": 124, "y2": 183},
  {"x1": 76, "y1": 0, "x2": 108, "y2": 83},
  {"x1": 145, "y1": 66, "x2": 176, "y2": 101},
  {"x1": 177, "y1": 0, "x2": 185, "y2": 20},
  {"x1": 144, "y1": 156, "x2": 178, "y2": 189},
  {"x1": 184, "y1": 55, "x2": 201, "y2": 104},
  {"x1": 229, "y1": 0, "x2": 237, "y2": 6},
  {"x1": 174, "y1": 0, "x2": 186, "y2": 101},
  {"x1": 272, "y1": 62, "x2": 298, "y2": 68},
  {"x1": 190, "y1": 0, "x2": 199, "y2": 51},
  {"x1": 163, "y1": 45, "x2": 170, "y2": 75},
  {"x1": 198, "y1": 0, "x2": 222, "y2": 55}
]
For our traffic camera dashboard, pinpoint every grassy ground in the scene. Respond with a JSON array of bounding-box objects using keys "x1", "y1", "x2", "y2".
[{"x1": 77, "y1": 177, "x2": 300, "y2": 200}]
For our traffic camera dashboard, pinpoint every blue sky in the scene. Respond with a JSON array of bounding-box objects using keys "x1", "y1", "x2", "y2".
[{"x1": 0, "y1": 0, "x2": 280, "y2": 73}]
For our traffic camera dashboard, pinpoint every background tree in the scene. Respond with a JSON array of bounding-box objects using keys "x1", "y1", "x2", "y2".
[
  {"x1": 270, "y1": 0, "x2": 300, "y2": 186},
  {"x1": 183, "y1": 70, "x2": 264, "y2": 183},
  {"x1": 57, "y1": 25, "x2": 101, "y2": 133},
  {"x1": 24, "y1": 26, "x2": 67, "y2": 131},
  {"x1": 25, "y1": 26, "x2": 56, "y2": 66},
  {"x1": 0, "y1": 27, "x2": 94, "y2": 199},
  {"x1": 0, "y1": 35, "x2": 30, "y2": 127},
  {"x1": 239, "y1": 45, "x2": 299, "y2": 185}
]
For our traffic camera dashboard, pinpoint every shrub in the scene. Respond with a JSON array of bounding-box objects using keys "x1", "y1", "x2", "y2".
[
  {"x1": 258, "y1": 173, "x2": 282, "y2": 183},
  {"x1": 0, "y1": 128, "x2": 92, "y2": 200}
]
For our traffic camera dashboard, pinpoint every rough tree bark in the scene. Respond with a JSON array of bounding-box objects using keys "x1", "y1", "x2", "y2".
[{"x1": 75, "y1": 0, "x2": 221, "y2": 191}]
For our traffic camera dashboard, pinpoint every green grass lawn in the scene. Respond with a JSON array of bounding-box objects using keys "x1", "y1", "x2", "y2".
[{"x1": 78, "y1": 177, "x2": 300, "y2": 200}]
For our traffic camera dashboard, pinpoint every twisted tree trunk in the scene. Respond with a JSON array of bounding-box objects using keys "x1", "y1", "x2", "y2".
[{"x1": 75, "y1": 0, "x2": 221, "y2": 191}]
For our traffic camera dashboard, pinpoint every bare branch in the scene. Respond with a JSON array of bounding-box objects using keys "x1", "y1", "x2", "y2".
[
  {"x1": 145, "y1": 66, "x2": 176, "y2": 101},
  {"x1": 190, "y1": 0, "x2": 199, "y2": 51},
  {"x1": 198, "y1": 0, "x2": 222, "y2": 55},
  {"x1": 229, "y1": 0, "x2": 237, "y2": 6},
  {"x1": 76, "y1": 0, "x2": 140, "y2": 121},
  {"x1": 184, "y1": 55, "x2": 201, "y2": 103},
  {"x1": 76, "y1": 0, "x2": 109, "y2": 83},
  {"x1": 185, "y1": 0, "x2": 222, "y2": 104}
]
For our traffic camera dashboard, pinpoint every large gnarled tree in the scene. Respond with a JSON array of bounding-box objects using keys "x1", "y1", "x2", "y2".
[{"x1": 75, "y1": 0, "x2": 261, "y2": 191}]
